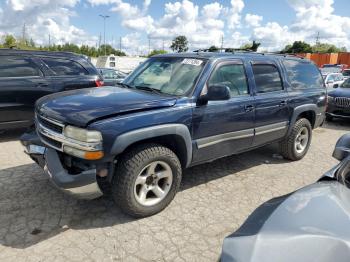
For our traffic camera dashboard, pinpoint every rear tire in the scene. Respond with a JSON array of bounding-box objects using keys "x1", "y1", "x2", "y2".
[
  {"x1": 112, "y1": 144, "x2": 182, "y2": 218},
  {"x1": 280, "y1": 118, "x2": 312, "y2": 161}
]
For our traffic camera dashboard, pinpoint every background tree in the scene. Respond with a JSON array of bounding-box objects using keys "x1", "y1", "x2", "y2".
[
  {"x1": 3, "y1": 35, "x2": 17, "y2": 48},
  {"x1": 240, "y1": 40, "x2": 261, "y2": 51},
  {"x1": 170, "y1": 36, "x2": 189, "y2": 53},
  {"x1": 282, "y1": 41, "x2": 312, "y2": 53},
  {"x1": 312, "y1": 43, "x2": 347, "y2": 53},
  {"x1": 208, "y1": 45, "x2": 219, "y2": 52},
  {"x1": 148, "y1": 49, "x2": 167, "y2": 57}
]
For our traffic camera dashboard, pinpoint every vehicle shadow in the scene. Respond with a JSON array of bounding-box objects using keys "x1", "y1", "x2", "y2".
[
  {"x1": 322, "y1": 119, "x2": 350, "y2": 132},
  {"x1": 0, "y1": 143, "x2": 286, "y2": 249},
  {"x1": 0, "y1": 128, "x2": 27, "y2": 143}
]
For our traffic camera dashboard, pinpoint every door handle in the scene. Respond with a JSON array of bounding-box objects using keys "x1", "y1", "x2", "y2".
[
  {"x1": 36, "y1": 83, "x2": 49, "y2": 87},
  {"x1": 280, "y1": 100, "x2": 287, "y2": 106},
  {"x1": 244, "y1": 105, "x2": 254, "y2": 112}
]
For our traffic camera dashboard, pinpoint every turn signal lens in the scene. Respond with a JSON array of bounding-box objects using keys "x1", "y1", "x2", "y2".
[
  {"x1": 63, "y1": 146, "x2": 104, "y2": 160},
  {"x1": 84, "y1": 151, "x2": 104, "y2": 160}
]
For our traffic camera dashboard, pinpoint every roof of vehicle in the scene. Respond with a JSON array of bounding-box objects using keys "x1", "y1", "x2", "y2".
[
  {"x1": 154, "y1": 51, "x2": 307, "y2": 62},
  {"x1": 0, "y1": 48, "x2": 86, "y2": 58}
]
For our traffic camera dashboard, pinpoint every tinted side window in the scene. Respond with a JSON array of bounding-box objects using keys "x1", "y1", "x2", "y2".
[
  {"x1": 0, "y1": 56, "x2": 40, "y2": 78},
  {"x1": 283, "y1": 60, "x2": 324, "y2": 89},
  {"x1": 208, "y1": 64, "x2": 249, "y2": 96},
  {"x1": 252, "y1": 64, "x2": 283, "y2": 93},
  {"x1": 42, "y1": 58, "x2": 88, "y2": 76}
]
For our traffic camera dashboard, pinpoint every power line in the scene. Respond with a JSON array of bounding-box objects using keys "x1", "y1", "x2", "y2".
[{"x1": 99, "y1": 14, "x2": 110, "y2": 56}]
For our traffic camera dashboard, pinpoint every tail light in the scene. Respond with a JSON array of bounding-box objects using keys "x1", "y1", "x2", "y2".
[{"x1": 95, "y1": 79, "x2": 104, "y2": 87}]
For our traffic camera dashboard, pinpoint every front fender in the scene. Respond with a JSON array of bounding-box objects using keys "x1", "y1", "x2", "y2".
[{"x1": 110, "y1": 124, "x2": 193, "y2": 167}]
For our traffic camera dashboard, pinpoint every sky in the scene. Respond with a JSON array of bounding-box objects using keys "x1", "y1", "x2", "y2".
[{"x1": 0, "y1": 0, "x2": 350, "y2": 55}]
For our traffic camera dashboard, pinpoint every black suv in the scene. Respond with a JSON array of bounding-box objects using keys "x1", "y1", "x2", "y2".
[
  {"x1": 0, "y1": 49, "x2": 103, "y2": 130},
  {"x1": 23, "y1": 52, "x2": 326, "y2": 217}
]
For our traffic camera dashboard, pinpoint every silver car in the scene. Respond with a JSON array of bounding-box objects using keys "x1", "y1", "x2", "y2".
[{"x1": 221, "y1": 133, "x2": 350, "y2": 262}]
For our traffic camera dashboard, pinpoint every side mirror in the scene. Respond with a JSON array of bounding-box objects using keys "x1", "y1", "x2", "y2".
[
  {"x1": 333, "y1": 134, "x2": 350, "y2": 161},
  {"x1": 334, "y1": 84, "x2": 339, "y2": 88},
  {"x1": 206, "y1": 84, "x2": 231, "y2": 101}
]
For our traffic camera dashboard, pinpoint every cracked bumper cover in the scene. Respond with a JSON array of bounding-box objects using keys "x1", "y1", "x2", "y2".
[{"x1": 44, "y1": 148, "x2": 103, "y2": 200}]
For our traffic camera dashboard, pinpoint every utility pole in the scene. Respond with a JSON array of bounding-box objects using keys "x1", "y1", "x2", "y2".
[
  {"x1": 99, "y1": 14, "x2": 110, "y2": 56},
  {"x1": 162, "y1": 39, "x2": 165, "y2": 51},
  {"x1": 98, "y1": 33, "x2": 101, "y2": 49},
  {"x1": 119, "y1": 36, "x2": 122, "y2": 52},
  {"x1": 315, "y1": 31, "x2": 320, "y2": 45},
  {"x1": 148, "y1": 36, "x2": 151, "y2": 55},
  {"x1": 221, "y1": 35, "x2": 224, "y2": 50},
  {"x1": 48, "y1": 33, "x2": 51, "y2": 49},
  {"x1": 22, "y1": 23, "x2": 26, "y2": 45}
]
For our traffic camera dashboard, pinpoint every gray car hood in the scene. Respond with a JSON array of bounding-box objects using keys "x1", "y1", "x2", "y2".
[{"x1": 221, "y1": 181, "x2": 350, "y2": 262}]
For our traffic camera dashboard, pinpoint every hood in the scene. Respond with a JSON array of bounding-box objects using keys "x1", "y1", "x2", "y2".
[
  {"x1": 36, "y1": 86, "x2": 177, "y2": 127},
  {"x1": 328, "y1": 87, "x2": 350, "y2": 97},
  {"x1": 221, "y1": 181, "x2": 350, "y2": 262}
]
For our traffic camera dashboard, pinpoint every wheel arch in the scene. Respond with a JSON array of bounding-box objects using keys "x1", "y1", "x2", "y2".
[
  {"x1": 288, "y1": 104, "x2": 318, "y2": 136},
  {"x1": 110, "y1": 124, "x2": 192, "y2": 168}
]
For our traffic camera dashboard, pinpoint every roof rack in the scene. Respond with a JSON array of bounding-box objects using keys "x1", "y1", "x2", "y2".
[{"x1": 193, "y1": 47, "x2": 256, "y2": 53}]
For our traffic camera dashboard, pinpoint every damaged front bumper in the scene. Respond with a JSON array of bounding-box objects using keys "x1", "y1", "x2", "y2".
[{"x1": 20, "y1": 132, "x2": 103, "y2": 200}]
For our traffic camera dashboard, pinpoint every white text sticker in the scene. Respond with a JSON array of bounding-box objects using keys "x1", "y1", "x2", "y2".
[{"x1": 182, "y1": 58, "x2": 203, "y2": 66}]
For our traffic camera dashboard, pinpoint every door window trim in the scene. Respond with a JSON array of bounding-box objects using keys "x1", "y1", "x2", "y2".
[
  {"x1": 0, "y1": 55, "x2": 44, "y2": 78},
  {"x1": 203, "y1": 59, "x2": 251, "y2": 98},
  {"x1": 250, "y1": 61, "x2": 285, "y2": 95}
]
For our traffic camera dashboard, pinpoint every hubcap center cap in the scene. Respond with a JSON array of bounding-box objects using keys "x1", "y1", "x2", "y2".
[{"x1": 146, "y1": 176, "x2": 154, "y2": 185}]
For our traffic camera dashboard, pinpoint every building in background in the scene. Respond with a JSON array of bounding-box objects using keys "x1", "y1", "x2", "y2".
[{"x1": 91, "y1": 54, "x2": 146, "y2": 73}]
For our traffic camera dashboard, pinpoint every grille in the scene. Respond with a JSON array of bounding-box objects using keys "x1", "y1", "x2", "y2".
[
  {"x1": 39, "y1": 133, "x2": 62, "y2": 150},
  {"x1": 37, "y1": 115, "x2": 63, "y2": 133},
  {"x1": 334, "y1": 97, "x2": 350, "y2": 108}
]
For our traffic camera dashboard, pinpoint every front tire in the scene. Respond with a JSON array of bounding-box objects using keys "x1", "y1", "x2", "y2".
[
  {"x1": 112, "y1": 144, "x2": 182, "y2": 218},
  {"x1": 280, "y1": 118, "x2": 312, "y2": 161}
]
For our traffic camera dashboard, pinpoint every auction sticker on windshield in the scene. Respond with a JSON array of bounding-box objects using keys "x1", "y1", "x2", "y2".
[{"x1": 182, "y1": 59, "x2": 203, "y2": 66}]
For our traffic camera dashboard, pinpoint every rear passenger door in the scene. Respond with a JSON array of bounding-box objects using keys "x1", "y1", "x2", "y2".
[
  {"x1": 0, "y1": 55, "x2": 50, "y2": 128},
  {"x1": 40, "y1": 57, "x2": 96, "y2": 91},
  {"x1": 250, "y1": 61, "x2": 290, "y2": 146}
]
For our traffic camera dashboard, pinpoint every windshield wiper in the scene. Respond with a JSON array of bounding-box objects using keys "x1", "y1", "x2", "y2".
[
  {"x1": 118, "y1": 83, "x2": 133, "y2": 89},
  {"x1": 134, "y1": 85, "x2": 163, "y2": 94}
]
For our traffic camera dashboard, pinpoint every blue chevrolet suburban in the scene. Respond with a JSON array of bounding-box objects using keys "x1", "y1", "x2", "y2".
[{"x1": 22, "y1": 52, "x2": 326, "y2": 217}]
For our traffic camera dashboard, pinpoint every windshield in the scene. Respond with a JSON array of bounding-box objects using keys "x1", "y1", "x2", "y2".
[
  {"x1": 342, "y1": 78, "x2": 350, "y2": 88},
  {"x1": 124, "y1": 57, "x2": 206, "y2": 96}
]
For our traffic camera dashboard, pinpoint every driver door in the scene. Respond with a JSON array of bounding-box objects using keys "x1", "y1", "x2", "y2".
[{"x1": 192, "y1": 60, "x2": 255, "y2": 164}]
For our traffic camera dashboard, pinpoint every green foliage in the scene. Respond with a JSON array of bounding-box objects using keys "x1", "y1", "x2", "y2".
[
  {"x1": 148, "y1": 49, "x2": 167, "y2": 57},
  {"x1": 282, "y1": 41, "x2": 312, "y2": 53},
  {"x1": 312, "y1": 43, "x2": 347, "y2": 53},
  {"x1": 3, "y1": 35, "x2": 17, "y2": 48},
  {"x1": 282, "y1": 41, "x2": 347, "y2": 53},
  {"x1": 240, "y1": 41, "x2": 261, "y2": 51},
  {"x1": 0, "y1": 34, "x2": 126, "y2": 57},
  {"x1": 170, "y1": 35, "x2": 189, "y2": 53},
  {"x1": 208, "y1": 45, "x2": 219, "y2": 52}
]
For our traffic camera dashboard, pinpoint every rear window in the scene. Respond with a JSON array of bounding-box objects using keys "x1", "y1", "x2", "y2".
[
  {"x1": 42, "y1": 57, "x2": 88, "y2": 76},
  {"x1": 0, "y1": 55, "x2": 40, "y2": 78},
  {"x1": 283, "y1": 60, "x2": 324, "y2": 89},
  {"x1": 252, "y1": 64, "x2": 283, "y2": 93}
]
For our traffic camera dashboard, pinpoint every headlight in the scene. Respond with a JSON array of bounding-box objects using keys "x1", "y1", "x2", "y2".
[
  {"x1": 63, "y1": 146, "x2": 104, "y2": 160},
  {"x1": 64, "y1": 125, "x2": 102, "y2": 143}
]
